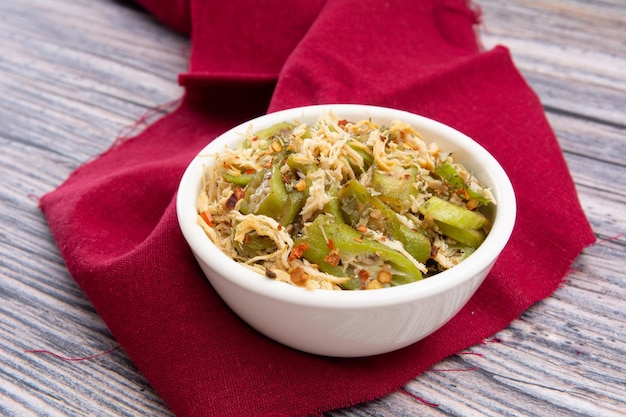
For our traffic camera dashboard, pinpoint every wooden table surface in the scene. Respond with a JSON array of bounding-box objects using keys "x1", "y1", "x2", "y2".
[{"x1": 1, "y1": 1, "x2": 624, "y2": 416}]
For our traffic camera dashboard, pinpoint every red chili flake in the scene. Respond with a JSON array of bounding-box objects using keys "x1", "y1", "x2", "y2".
[
  {"x1": 327, "y1": 238, "x2": 335, "y2": 250},
  {"x1": 358, "y1": 269, "x2": 370, "y2": 282},
  {"x1": 244, "y1": 168, "x2": 256, "y2": 175},
  {"x1": 282, "y1": 173, "x2": 293, "y2": 184},
  {"x1": 277, "y1": 224, "x2": 282, "y2": 230},
  {"x1": 324, "y1": 249, "x2": 341, "y2": 267},
  {"x1": 225, "y1": 188, "x2": 245, "y2": 209},
  {"x1": 289, "y1": 242, "x2": 309, "y2": 261},
  {"x1": 337, "y1": 119, "x2": 348, "y2": 127},
  {"x1": 356, "y1": 225, "x2": 367, "y2": 233},
  {"x1": 200, "y1": 211, "x2": 213, "y2": 227},
  {"x1": 353, "y1": 237, "x2": 363, "y2": 243},
  {"x1": 289, "y1": 266, "x2": 308, "y2": 285}
]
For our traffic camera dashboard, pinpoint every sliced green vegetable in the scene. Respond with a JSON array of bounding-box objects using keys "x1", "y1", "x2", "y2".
[
  {"x1": 347, "y1": 142, "x2": 374, "y2": 174},
  {"x1": 239, "y1": 164, "x2": 288, "y2": 220},
  {"x1": 241, "y1": 122, "x2": 295, "y2": 149},
  {"x1": 419, "y1": 196, "x2": 487, "y2": 230},
  {"x1": 286, "y1": 154, "x2": 317, "y2": 176},
  {"x1": 397, "y1": 224, "x2": 432, "y2": 262},
  {"x1": 371, "y1": 166, "x2": 418, "y2": 211},
  {"x1": 447, "y1": 243, "x2": 476, "y2": 261},
  {"x1": 435, "y1": 220, "x2": 485, "y2": 247},
  {"x1": 223, "y1": 172, "x2": 255, "y2": 186},
  {"x1": 434, "y1": 162, "x2": 492, "y2": 206},
  {"x1": 339, "y1": 179, "x2": 430, "y2": 263},
  {"x1": 294, "y1": 214, "x2": 423, "y2": 288},
  {"x1": 280, "y1": 191, "x2": 306, "y2": 226},
  {"x1": 234, "y1": 231, "x2": 275, "y2": 258},
  {"x1": 254, "y1": 122, "x2": 295, "y2": 142},
  {"x1": 322, "y1": 187, "x2": 345, "y2": 223}
]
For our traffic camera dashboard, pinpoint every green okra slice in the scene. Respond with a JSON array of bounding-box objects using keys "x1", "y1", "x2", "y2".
[
  {"x1": 371, "y1": 166, "x2": 418, "y2": 211},
  {"x1": 223, "y1": 172, "x2": 255, "y2": 187},
  {"x1": 280, "y1": 190, "x2": 306, "y2": 226},
  {"x1": 347, "y1": 142, "x2": 374, "y2": 175},
  {"x1": 286, "y1": 153, "x2": 317, "y2": 175},
  {"x1": 234, "y1": 230, "x2": 275, "y2": 258},
  {"x1": 435, "y1": 220, "x2": 486, "y2": 248},
  {"x1": 322, "y1": 187, "x2": 345, "y2": 223},
  {"x1": 338, "y1": 179, "x2": 431, "y2": 263},
  {"x1": 242, "y1": 122, "x2": 295, "y2": 149},
  {"x1": 239, "y1": 164, "x2": 288, "y2": 220},
  {"x1": 434, "y1": 162, "x2": 492, "y2": 206},
  {"x1": 419, "y1": 196, "x2": 487, "y2": 230},
  {"x1": 294, "y1": 214, "x2": 423, "y2": 288}
]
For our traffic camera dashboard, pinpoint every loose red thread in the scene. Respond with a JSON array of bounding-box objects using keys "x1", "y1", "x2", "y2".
[
  {"x1": 24, "y1": 345, "x2": 121, "y2": 361},
  {"x1": 481, "y1": 336, "x2": 502, "y2": 344},
  {"x1": 114, "y1": 99, "x2": 182, "y2": 145},
  {"x1": 591, "y1": 233, "x2": 623, "y2": 247},
  {"x1": 27, "y1": 193, "x2": 40, "y2": 203},
  {"x1": 427, "y1": 366, "x2": 479, "y2": 373},
  {"x1": 459, "y1": 351, "x2": 483, "y2": 357},
  {"x1": 399, "y1": 387, "x2": 439, "y2": 407}
]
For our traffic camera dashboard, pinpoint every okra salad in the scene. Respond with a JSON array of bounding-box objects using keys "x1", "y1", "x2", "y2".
[{"x1": 197, "y1": 112, "x2": 495, "y2": 290}]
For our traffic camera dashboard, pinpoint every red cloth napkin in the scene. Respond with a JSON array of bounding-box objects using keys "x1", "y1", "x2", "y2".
[{"x1": 40, "y1": 0, "x2": 596, "y2": 416}]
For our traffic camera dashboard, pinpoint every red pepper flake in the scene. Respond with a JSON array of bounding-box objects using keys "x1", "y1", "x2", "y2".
[
  {"x1": 356, "y1": 225, "x2": 367, "y2": 233},
  {"x1": 200, "y1": 211, "x2": 214, "y2": 227},
  {"x1": 324, "y1": 248, "x2": 341, "y2": 267},
  {"x1": 289, "y1": 242, "x2": 309, "y2": 261},
  {"x1": 244, "y1": 168, "x2": 256, "y2": 175},
  {"x1": 358, "y1": 269, "x2": 370, "y2": 282},
  {"x1": 225, "y1": 188, "x2": 245, "y2": 209},
  {"x1": 353, "y1": 237, "x2": 363, "y2": 243},
  {"x1": 337, "y1": 119, "x2": 348, "y2": 127},
  {"x1": 327, "y1": 238, "x2": 335, "y2": 250},
  {"x1": 277, "y1": 224, "x2": 282, "y2": 230},
  {"x1": 289, "y1": 266, "x2": 308, "y2": 285}
]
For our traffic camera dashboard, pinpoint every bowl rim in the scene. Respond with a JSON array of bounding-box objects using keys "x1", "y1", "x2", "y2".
[{"x1": 176, "y1": 104, "x2": 516, "y2": 309}]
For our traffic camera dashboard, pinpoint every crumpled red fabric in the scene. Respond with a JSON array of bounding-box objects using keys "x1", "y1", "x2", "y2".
[{"x1": 40, "y1": 1, "x2": 595, "y2": 416}]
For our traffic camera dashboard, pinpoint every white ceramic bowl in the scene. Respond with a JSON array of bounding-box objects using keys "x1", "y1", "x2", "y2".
[{"x1": 176, "y1": 104, "x2": 516, "y2": 357}]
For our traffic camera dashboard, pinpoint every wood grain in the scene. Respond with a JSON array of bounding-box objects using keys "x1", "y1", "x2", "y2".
[{"x1": 1, "y1": 0, "x2": 624, "y2": 416}]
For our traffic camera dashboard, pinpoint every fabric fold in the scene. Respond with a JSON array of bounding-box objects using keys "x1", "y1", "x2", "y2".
[
  {"x1": 134, "y1": 0, "x2": 191, "y2": 35},
  {"x1": 39, "y1": 1, "x2": 595, "y2": 416}
]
